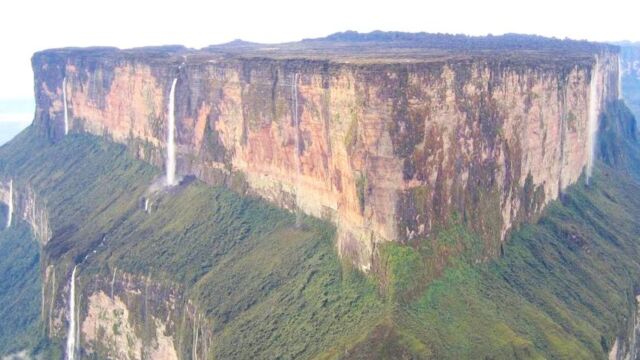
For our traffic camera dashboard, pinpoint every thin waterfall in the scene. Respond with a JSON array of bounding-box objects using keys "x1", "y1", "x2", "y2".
[
  {"x1": 110, "y1": 268, "x2": 117, "y2": 300},
  {"x1": 75, "y1": 293, "x2": 81, "y2": 357},
  {"x1": 618, "y1": 56, "x2": 624, "y2": 100},
  {"x1": 63, "y1": 77, "x2": 69, "y2": 135},
  {"x1": 166, "y1": 78, "x2": 178, "y2": 186},
  {"x1": 558, "y1": 90, "x2": 567, "y2": 194},
  {"x1": 291, "y1": 73, "x2": 302, "y2": 227},
  {"x1": 630, "y1": 305, "x2": 639, "y2": 360},
  {"x1": 6, "y1": 180, "x2": 12, "y2": 228},
  {"x1": 586, "y1": 57, "x2": 600, "y2": 185},
  {"x1": 192, "y1": 310, "x2": 199, "y2": 360},
  {"x1": 65, "y1": 265, "x2": 78, "y2": 360},
  {"x1": 48, "y1": 271, "x2": 56, "y2": 336},
  {"x1": 144, "y1": 276, "x2": 150, "y2": 335}
]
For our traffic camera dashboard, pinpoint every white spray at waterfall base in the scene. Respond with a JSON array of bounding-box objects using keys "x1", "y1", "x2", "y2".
[
  {"x1": 586, "y1": 57, "x2": 601, "y2": 185},
  {"x1": 66, "y1": 265, "x2": 78, "y2": 360},
  {"x1": 166, "y1": 78, "x2": 178, "y2": 186},
  {"x1": 63, "y1": 77, "x2": 69, "y2": 135}
]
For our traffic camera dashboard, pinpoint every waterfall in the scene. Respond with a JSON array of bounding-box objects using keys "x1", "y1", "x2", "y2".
[
  {"x1": 586, "y1": 57, "x2": 601, "y2": 185},
  {"x1": 63, "y1": 77, "x2": 69, "y2": 135},
  {"x1": 144, "y1": 276, "x2": 150, "y2": 333},
  {"x1": 48, "y1": 271, "x2": 56, "y2": 336},
  {"x1": 192, "y1": 310, "x2": 199, "y2": 360},
  {"x1": 291, "y1": 73, "x2": 302, "y2": 227},
  {"x1": 618, "y1": 56, "x2": 624, "y2": 100},
  {"x1": 144, "y1": 198, "x2": 150, "y2": 213},
  {"x1": 558, "y1": 91, "x2": 567, "y2": 194},
  {"x1": 75, "y1": 293, "x2": 81, "y2": 358},
  {"x1": 65, "y1": 266, "x2": 78, "y2": 360},
  {"x1": 110, "y1": 268, "x2": 117, "y2": 300},
  {"x1": 166, "y1": 78, "x2": 178, "y2": 186},
  {"x1": 6, "y1": 180, "x2": 12, "y2": 228}
]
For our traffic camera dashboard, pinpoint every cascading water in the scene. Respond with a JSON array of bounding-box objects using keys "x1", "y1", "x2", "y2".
[
  {"x1": 586, "y1": 57, "x2": 600, "y2": 185},
  {"x1": 291, "y1": 73, "x2": 302, "y2": 227},
  {"x1": 558, "y1": 95, "x2": 568, "y2": 194},
  {"x1": 110, "y1": 267, "x2": 117, "y2": 300},
  {"x1": 166, "y1": 78, "x2": 178, "y2": 186},
  {"x1": 75, "y1": 293, "x2": 81, "y2": 358},
  {"x1": 618, "y1": 56, "x2": 624, "y2": 100},
  {"x1": 6, "y1": 180, "x2": 12, "y2": 228},
  {"x1": 65, "y1": 265, "x2": 78, "y2": 360},
  {"x1": 48, "y1": 271, "x2": 56, "y2": 336},
  {"x1": 63, "y1": 77, "x2": 69, "y2": 135}
]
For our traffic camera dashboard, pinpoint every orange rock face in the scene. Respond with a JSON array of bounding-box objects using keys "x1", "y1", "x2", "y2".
[{"x1": 32, "y1": 47, "x2": 621, "y2": 270}]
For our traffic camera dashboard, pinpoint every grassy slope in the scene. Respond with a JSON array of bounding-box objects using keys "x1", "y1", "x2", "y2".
[
  {"x1": 388, "y1": 166, "x2": 640, "y2": 359},
  {"x1": 342, "y1": 102, "x2": 640, "y2": 360},
  {"x1": 0, "y1": 127, "x2": 384, "y2": 358},
  {"x1": 0, "y1": 221, "x2": 41, "y2": 354},
  {"x1": 88, "y1": 179, "x2": 385, "y2": 359},
  {"x1": 0, "y1": 99, "x2": 639, "y2": 358}
]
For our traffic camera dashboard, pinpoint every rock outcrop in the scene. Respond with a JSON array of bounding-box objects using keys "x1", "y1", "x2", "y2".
[
  {"x1": 609, "y1": 295, "x2": 640, "y2": 360},
  {"x1": 0, "y1": 178, "x2": 51, "y2": 244},
  {"x1": 41, "y1": 266, "x2": 211, "y2": 360},
  {"x1": 31, "y1": 34, "x2": 621, "y2": 270}
]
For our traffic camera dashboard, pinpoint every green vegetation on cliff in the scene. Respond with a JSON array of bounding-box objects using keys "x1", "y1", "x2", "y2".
[
  {"x1": 344, "y1": 100, "x2": 640, "y2": 360},
  {"x1": 357, "y1": 164, "x2": 640, "y2": 359},
  {"x1": 0, "y1": 100, "x2": 639, "y2": 359},
  {"x1": 0, "y1": 221, "x2": 41, "y2": 354},
  {"x1": 0, "y1": 127, "x2": 384, "y2": 358}
]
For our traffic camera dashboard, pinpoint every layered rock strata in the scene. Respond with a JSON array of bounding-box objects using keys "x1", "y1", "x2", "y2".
[{"x1": 31, "y1": 37, "x2": 621, "y2": 270}]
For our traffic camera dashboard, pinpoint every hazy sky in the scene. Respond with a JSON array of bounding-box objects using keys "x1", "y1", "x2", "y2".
[{"x1": 1, "y1": 0, "x2": 638, "y2": 103}]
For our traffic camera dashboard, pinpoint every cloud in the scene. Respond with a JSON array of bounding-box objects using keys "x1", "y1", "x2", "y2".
[{"x1": 0, "y1": 113, "x2": 33, "y2": 123}]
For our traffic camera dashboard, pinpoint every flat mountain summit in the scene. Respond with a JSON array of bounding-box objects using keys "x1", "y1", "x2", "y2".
[{"x1": 39, "y1": 31, "x2": 615, "y2": 65}]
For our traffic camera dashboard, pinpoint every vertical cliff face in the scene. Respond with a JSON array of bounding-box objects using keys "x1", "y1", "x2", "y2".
[
  {"x1": 31, "y1": 40, "x2": 621, "y2": 270},
  {"x1": 609, "y1": 295, "x2": 640, "y2": 360},
  {"x1": 78, "y1": 272, "x2": 184, "y2": 360},
  {"x1": 0, "y1": 178, "x2": 51, "y2": 244},
  {"x1": 0, "y1": 179, "x2": 11, "y2": 228},
  {"x1": 40, "y1": 266, "x2": 206, "y2": 359}
]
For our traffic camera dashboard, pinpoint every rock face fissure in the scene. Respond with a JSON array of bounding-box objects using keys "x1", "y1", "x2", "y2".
[
  {"x1": 31, "y1": 45, "x2": 621, "y2": 270},
  {"x1": 0, "y1": 178, "x2": 51, "y2": 243}
]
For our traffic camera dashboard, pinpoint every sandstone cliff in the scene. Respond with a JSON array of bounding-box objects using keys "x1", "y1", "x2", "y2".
[
  {"x1": 0, "y1": 178, "x2": 51, "y2": 244},
  {"x1": 31, "y1": 34, "x2": 621, "y2": 270},
  {"x1": 41, "y1": 267, "x2": 204, "y2": 360}
]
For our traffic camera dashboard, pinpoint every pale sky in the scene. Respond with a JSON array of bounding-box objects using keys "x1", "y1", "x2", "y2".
[{"x1": 0, "y1": 0, "x2": 638, "y2": 103}]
